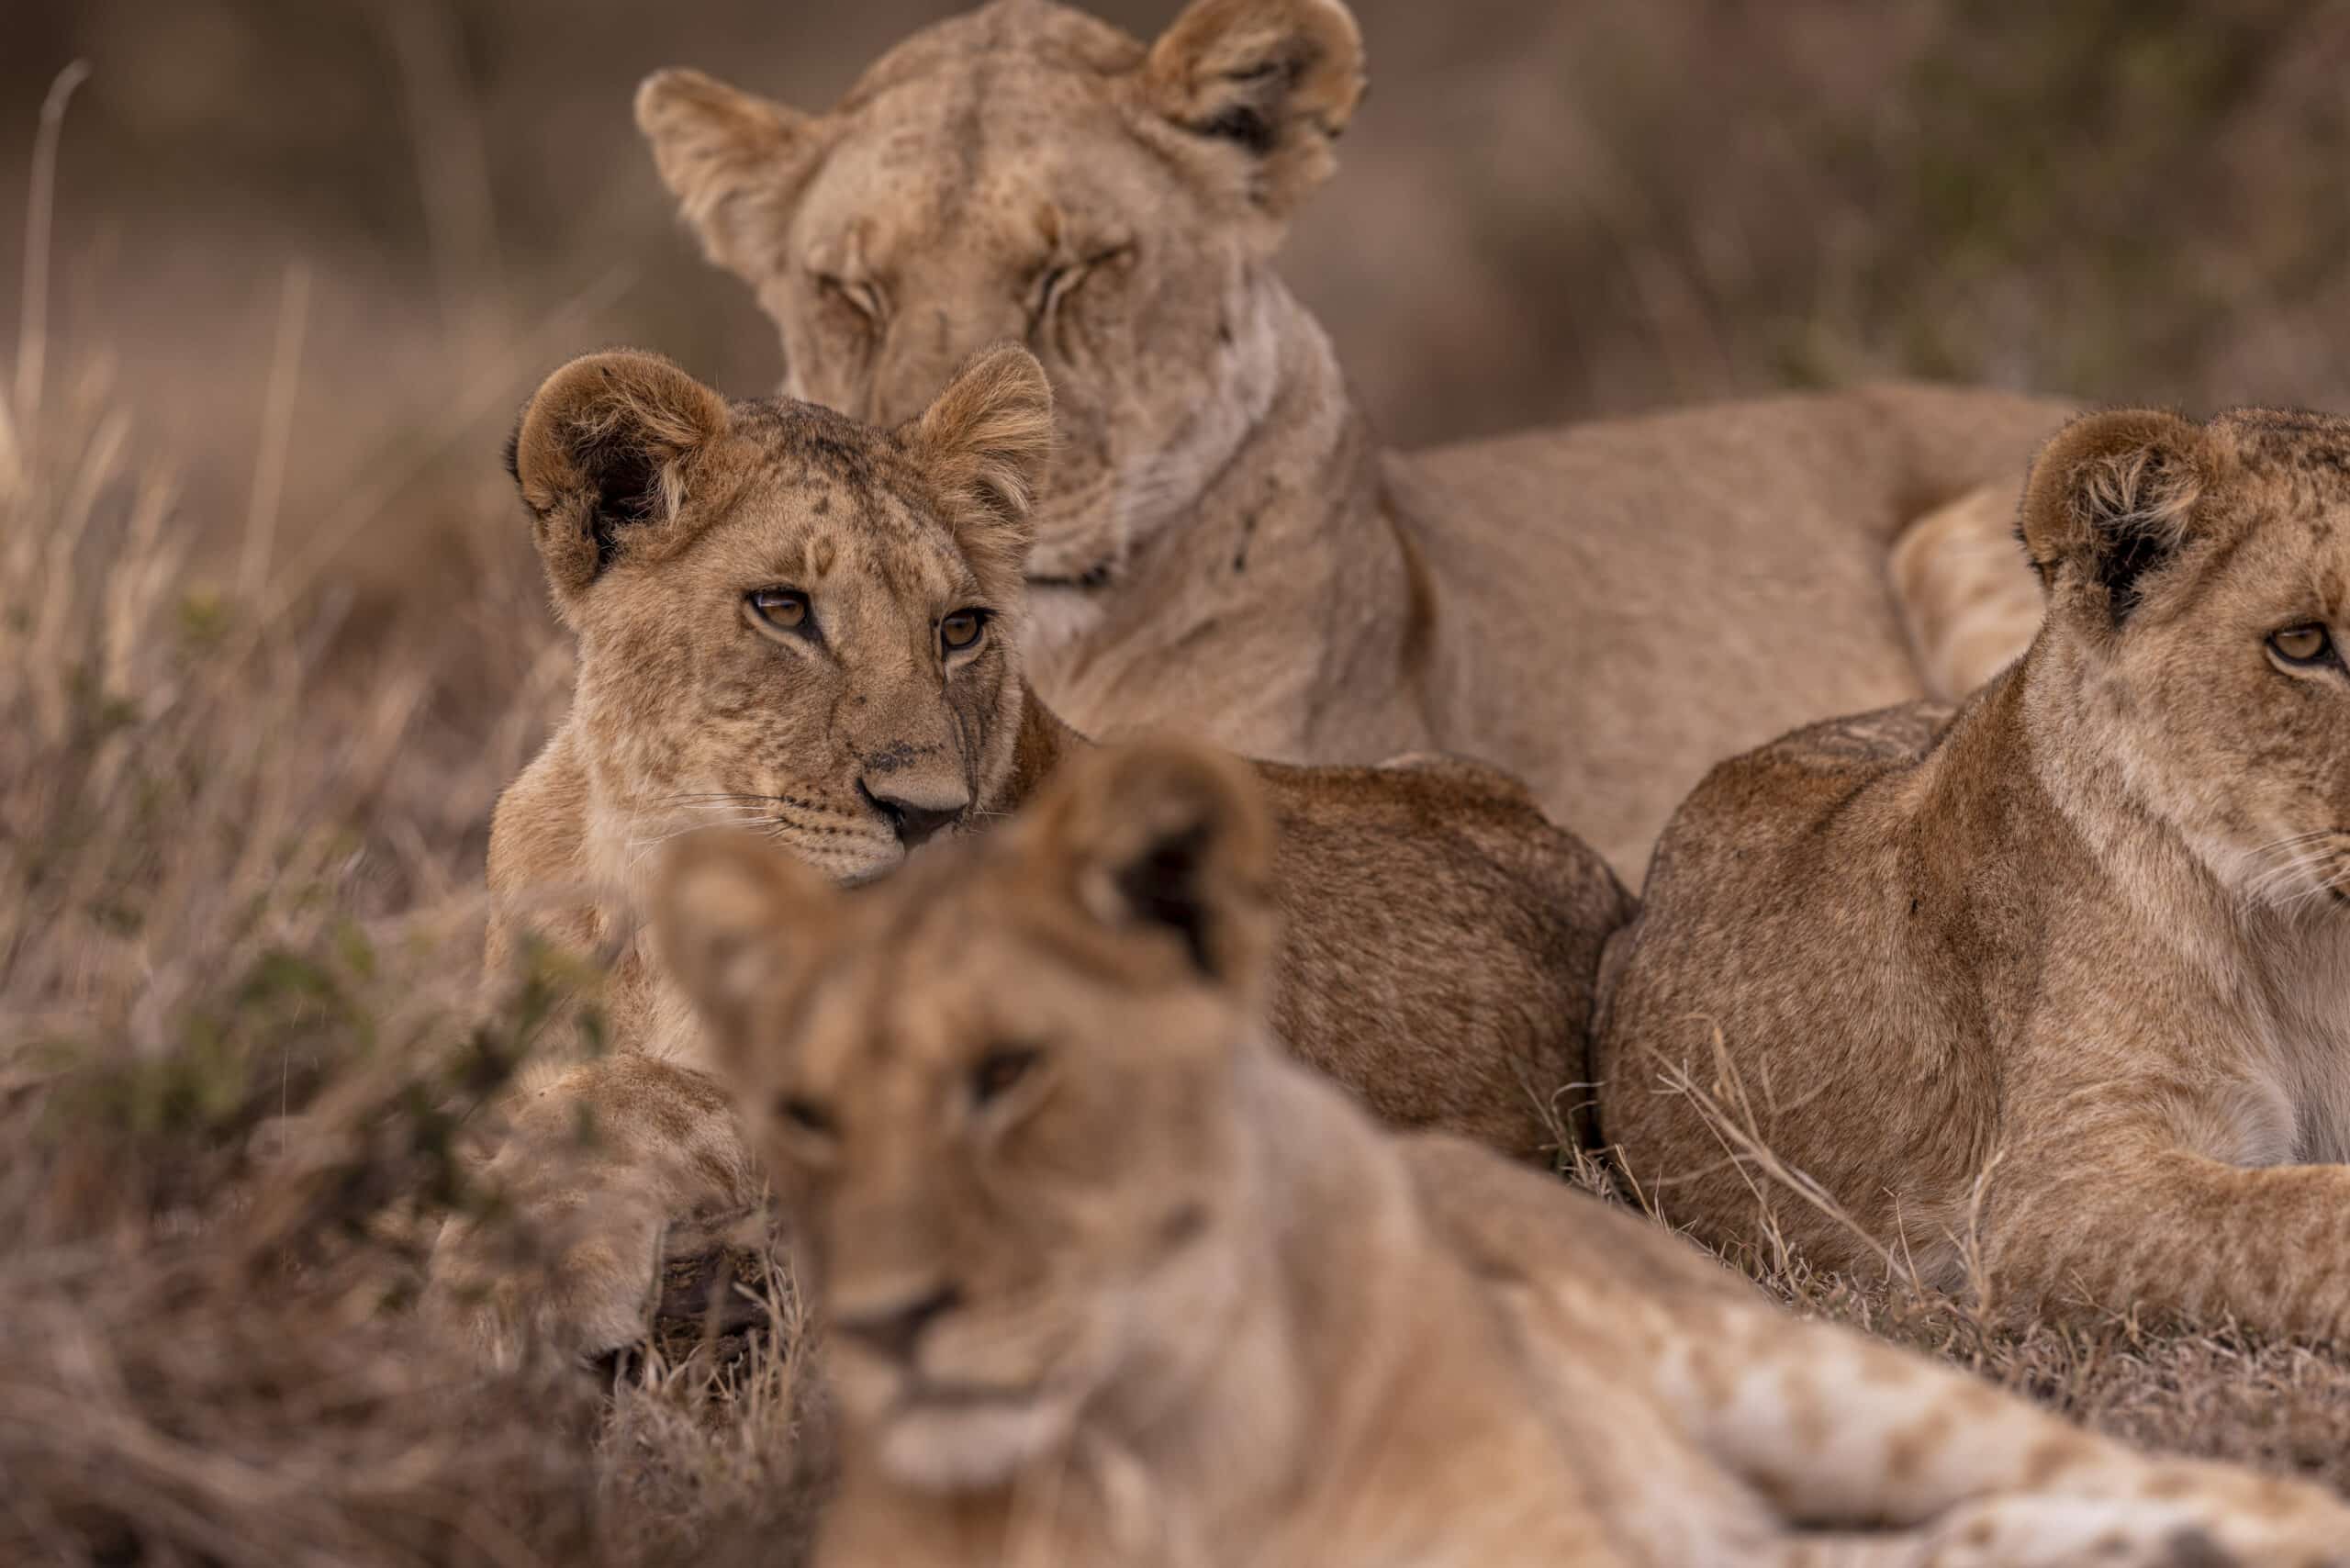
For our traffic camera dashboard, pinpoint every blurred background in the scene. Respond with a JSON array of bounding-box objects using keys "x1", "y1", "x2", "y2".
[
  {"x1": 13, "y1": 12, "x2": 2350, "y2": 1551},
  {"x1": 9, "y1": 0, "x2": 2350, "y2": 583}
]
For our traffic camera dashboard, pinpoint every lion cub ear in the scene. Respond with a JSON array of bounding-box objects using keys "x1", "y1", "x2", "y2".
[
  {"x1": 636, "y1": 68, "x2": 821, "y2": 285},
  {"x1": 1026, "y1": 737, "x2": 1277, "y2": 998},
  {"x1": 509, "y1": 350, "x2": 733, "y2": 614},
  {"x1": 1142, "y1": 0, "x2": 1366, "y2": 218},
  {"x1": 2018, "y1": 408, "x2": 2212, "y2": 624},
  {"x1": 902, "y1": 344, "x2": 1055, "y2": 588},
  {"x1": 655, "y1": 831, "x2": 834, "y2": 1077}
]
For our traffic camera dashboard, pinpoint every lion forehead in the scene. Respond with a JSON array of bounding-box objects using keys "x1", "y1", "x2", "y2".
[{"x1": 798, "y1": 90, "x2": 1169, "y2": 273}]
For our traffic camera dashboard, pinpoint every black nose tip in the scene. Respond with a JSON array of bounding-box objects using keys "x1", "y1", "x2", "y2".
[
  {"x1": 859, "y1": 782, "x2": 959, "y2": 849},
  {"x1": 835, "y1": 1282, "x2": 962, "y2": 1362}
]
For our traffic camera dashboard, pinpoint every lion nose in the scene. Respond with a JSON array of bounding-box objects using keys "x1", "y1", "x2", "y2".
[
  {"x1": 858, "y1": 779, "x2": 965, "y2": 849},
  {"x1": 835, "y1": 1282, "x2": 962, "y2": 1362}
]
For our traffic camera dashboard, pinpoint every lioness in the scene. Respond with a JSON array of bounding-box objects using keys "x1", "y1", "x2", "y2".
[
  {"x1": 1597, "y1": 405, "x2": 2350, "y2": 1343},
  {"x1": 635, "y1": 0, "x2": 2067, "y2": 877},
  {"x1": 430, "y1": 342, "x2": 1625, "y2": 1361},
  {"x1": 657, "y1": 737, "x2": 2350, "y2": 1568}
]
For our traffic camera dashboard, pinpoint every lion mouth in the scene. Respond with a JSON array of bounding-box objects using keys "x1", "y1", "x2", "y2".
[
  {"x1": 896, "y1": 1377, "x2": 1041, "y2": 1410},
  {"x1": 835, "y1": 857, "x2": 903, "y2": 890}
]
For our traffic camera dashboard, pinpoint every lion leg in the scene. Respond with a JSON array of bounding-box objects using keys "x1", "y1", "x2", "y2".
[
  {"x1": 1977, "y1": 1139, "x2": 2350, "y2": 1344},
  {"x1": 1668, "y1": 1301, "x2": 2350, "y2": 1560},
  {"x1": 1785, "y1": 1496, "x2": 2347, "y2": 1568},
  {"x1": 1848, "y1": 1492, "x2": 2347, "y2": 1567},
  {"x1": 1887, "y1": 484, "x2": 2042, "y2": 700},
  {"x1": 424, "y1": 1053, "x2": 764, "y2": 1367}
]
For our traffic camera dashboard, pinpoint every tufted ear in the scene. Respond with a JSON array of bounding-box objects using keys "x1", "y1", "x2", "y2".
[
  {"x1": 1143, "y1": 0, "x2": 1365, "y2": 218},
  {"x1": 655, "y1": 830, "x2": 834, "y2": 1080},
  {"x1": 1024, "y1": 736, "x2": 1276, "y2": 996},
  {"x1": 509, "y1": 350, "x2": 734, "y2": 611},
  {"x1": 901, "y1": 344, "x2": 1055, "y2": 588},
  {"x1": 2017, "y1": 409, "x2": 2212, "y2": 624},
  {"x1": 636, "y1": 67, "x2": 822, "y2": 284}
]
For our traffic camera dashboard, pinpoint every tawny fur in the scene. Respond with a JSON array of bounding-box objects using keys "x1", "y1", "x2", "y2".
[
  {"x1": 657, "y1": 740, "x2": 2350, "y2": 1568},
  {"x1": 635, "y1": 0, "x2": 2067, "y2": 879},
  {"x1": 429, "y1": 345, "x2": 1627, "y2": 1361},
  {"x1": 1889, "y1": 482, "x2": 2047, "y2": 698},
  {"x1": 1597, "y1": 405, "x2": 2350, "y2": 1342}
]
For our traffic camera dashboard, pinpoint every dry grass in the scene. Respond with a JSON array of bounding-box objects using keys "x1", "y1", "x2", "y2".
[
  {"x1": 1560, "y1": 1094, "x2": 2350, "y2": 1503},
  {"x1": 0, "y1": 87, "x2": 834, "y2": 1559},
  {"x1": 0, "y1": 349, "x2": 836, "y2": 1568}
]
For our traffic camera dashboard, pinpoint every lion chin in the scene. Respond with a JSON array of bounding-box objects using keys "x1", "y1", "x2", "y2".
[{"x1": 872, "y1": 1393, "x2": 1079, "y2": 1495}]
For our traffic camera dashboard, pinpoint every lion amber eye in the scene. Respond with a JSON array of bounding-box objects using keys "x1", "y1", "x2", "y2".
[
  {"x1": 750, "y1": 588, "x2": 809, "y2": 631},
  {"x1": 774, "y1": 1092, "x2": 835, "y2": 1137},
  {"x1": 2271, "y1": 624, "x2": 2333, "y2": 665},
  {"x1": 940, "y1": 609, "x2": 987, "y2": 654},
  {"x1": 971, "y1": 1047, "x2": 1040, "y2": 1106}
]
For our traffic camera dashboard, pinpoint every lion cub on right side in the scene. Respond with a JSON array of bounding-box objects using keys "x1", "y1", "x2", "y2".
[
  {"x1": 1599, "y1": 406, "x2": 2350, "y2": 1342},
  {"x1": 660, "y1": 737, "x2": 2348, "y2": 1568}
]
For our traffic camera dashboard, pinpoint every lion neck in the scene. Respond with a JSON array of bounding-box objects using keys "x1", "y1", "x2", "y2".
[
  {"x1": 2007, "y1": 630, "x2": 2350, "y2": 1159},
  {"x1": 1932, "y1": 639, "x2": 2289, "y2": 983},
  {"x1": 992, "y1": 685, "x2": 1082, "y2": 812},
  {"x1": 1023, "y1": 275, "x2": 1438, "y2": 765}
]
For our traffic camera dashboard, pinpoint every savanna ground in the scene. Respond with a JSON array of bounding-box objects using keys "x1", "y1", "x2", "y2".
[{"x1": 6, "y1": 3, "x2": 2350, "y2": 1562}]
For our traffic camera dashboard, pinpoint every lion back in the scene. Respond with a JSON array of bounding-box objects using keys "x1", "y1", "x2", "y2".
[{"x1": 1253, "y1": 753, "x2": 1632, "y2": 1159}]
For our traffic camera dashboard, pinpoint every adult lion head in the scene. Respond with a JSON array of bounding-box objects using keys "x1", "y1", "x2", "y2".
[{"x1": 634, "y1": 0, "x2": 1364, "y2": 588}]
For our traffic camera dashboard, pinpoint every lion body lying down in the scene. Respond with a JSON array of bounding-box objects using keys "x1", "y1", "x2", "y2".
[{"x1": 660, "y1": 738, "x2": 2350, "y2": 1568}]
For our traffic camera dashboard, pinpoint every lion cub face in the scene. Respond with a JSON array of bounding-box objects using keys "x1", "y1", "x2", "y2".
[
  {"x1": 508, "y1": 346, "x2": 1053, "y2": 884},
  {"x1": 658, "y1": 739, "x2": 1277, "y2": 1493},
  {"x1": 2022, "y1": 408, "x2": 2350, "y2": 904},
  {"x1": 636, "y1": 0, "x2": 1365, "y2": 607}
]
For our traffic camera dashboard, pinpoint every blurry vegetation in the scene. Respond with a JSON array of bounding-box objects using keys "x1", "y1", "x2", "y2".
[
  {"x1": 6, "y1": 1, "x2": 2350, "y2": 547},
  {"x1": 0, "y1": 328, "x2": 827, "y2": 1568}
]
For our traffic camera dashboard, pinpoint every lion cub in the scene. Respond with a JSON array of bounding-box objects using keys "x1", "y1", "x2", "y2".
[
  {"x1": 1600, "y1": 406, "x2": 2350, "y2": 1343},
  {"x1": 661, "y1": 738, "x2": 2350, "y2": 1568},
  {"x1": 430, "y1": 344, "x2": 1624, "y2": 1363}
]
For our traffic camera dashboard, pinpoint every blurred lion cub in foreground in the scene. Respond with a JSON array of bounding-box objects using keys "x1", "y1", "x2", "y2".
[{"x1": 659, "y1": 738, "x2": 2350, "y2": 1568}]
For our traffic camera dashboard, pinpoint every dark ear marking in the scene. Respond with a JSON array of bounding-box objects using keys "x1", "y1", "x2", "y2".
[
  {"x1": 2017, "y1": 408, "x2": 2207, "y2": 626},
  {"x1": 1143, "y1": 0, "x2": 1365, "y2": 216},
  {"x1": 1028, "y1": 736, "x2": 1278, "y2": 995},
  {"x1": 1111, "y1": 820, "x2": 1218, "y2": 976},
  {"x1": 1191, "y1": 53, "x2": 1314, "y2": 153},
  {"x1": 509, "y1": 350, "x2": 733, "y2": 608},
  {"x1": 575, "y1": 423, "x2": 671, "y2": 574},
  {"x1": 2086, "y1": 449, "x2": 2186, "y2": 620}
]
